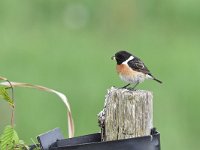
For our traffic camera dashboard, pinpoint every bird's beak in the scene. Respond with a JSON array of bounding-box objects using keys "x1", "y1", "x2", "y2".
[{"x1": 111, "y1": 56, "x2": 115, "y2": 60}]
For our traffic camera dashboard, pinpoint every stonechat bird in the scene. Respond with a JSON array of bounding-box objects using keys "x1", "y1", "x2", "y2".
[{"x1": 112, "y1": 50, "x2": 162, "y2": 89}]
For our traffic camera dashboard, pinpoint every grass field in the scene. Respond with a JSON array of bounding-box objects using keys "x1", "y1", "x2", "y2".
[{"x1": 0, "y1": 1, "x2": 200, "y2": 149}]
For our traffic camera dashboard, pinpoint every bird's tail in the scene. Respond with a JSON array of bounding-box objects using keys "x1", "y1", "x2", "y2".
[
  {"x1": 148, "y1": 74, "x2": 162, "y2": 84},
  {"x1": 153, "y1": 77, "x2": 162, "y2": 84}
]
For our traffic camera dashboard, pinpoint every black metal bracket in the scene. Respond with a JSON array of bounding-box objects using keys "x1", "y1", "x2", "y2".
[{"x1": 36, "y1": 128, "x2": 160, "y2": 150}]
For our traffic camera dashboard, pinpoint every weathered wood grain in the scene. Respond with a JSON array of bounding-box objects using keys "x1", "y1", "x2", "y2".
[{"x1": 98, "y1": 87, "x2": 153, "y2": 141}]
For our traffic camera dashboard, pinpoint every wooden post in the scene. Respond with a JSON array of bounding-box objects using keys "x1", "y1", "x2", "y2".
[{"x1": 98, "y1": 87, "x2": 153, "y2": 141}]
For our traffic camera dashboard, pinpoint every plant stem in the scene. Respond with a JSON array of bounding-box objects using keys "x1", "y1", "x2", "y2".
[
  {"x1": 11, "y1": 108, "x2": 14, "y2": 128},
  {"x1": 6, "y1": 80, "x2": 15, "y2": 127}
]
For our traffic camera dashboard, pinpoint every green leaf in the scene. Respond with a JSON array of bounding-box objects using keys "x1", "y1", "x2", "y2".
[
  {"x1": 0, "y1": 125, "x2": 19, "y2": 150},
  {"x1": 14, "y1": 139, "x2": 30, "y2": 150},
  {"x1": 0, "y1": 87, "x2": 14, "y2": 107}
]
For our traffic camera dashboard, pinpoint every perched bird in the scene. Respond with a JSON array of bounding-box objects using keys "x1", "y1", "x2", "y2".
[{"x1": 112, "y1": 50, "x2": 162, "y2": 89}]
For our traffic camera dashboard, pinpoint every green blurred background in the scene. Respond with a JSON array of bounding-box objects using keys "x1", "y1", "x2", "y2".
[{"x1": 0, "y1": 0, "x2": 199, "y2": 149}]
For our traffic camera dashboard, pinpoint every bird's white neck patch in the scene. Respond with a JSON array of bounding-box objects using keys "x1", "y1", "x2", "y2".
[{"x1": 122, "y1": 56, "x2": 134, "y2": 64}]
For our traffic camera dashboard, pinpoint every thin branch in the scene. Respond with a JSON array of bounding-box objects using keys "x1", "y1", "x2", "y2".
[{"x1": 0, "y1": 81, "x2": 75, "y2": 138}]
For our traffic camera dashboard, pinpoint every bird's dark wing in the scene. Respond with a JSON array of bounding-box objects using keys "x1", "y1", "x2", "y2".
[{"x1": 127, "y1": 57, "x2": 151, "y2": 74}]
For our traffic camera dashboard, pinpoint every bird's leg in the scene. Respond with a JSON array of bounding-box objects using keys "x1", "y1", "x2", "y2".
[
  {"x1": 121, "y1": 83, "x2": 130, "y2": 89},
  {"x1": 130, "y1": 82, "x2": 139, "y2": 90}
]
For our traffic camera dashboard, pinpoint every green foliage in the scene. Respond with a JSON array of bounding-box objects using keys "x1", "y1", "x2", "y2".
[
  {"x1": 0, "y1": 87, "x2": 14, "y2": 108},
  {"x1": 32, "y1": 147, "x2": 40, "y2": 150},
  {"x1": 30, "y1": 139, "x2": 41, "y2": 150},
  {"x1": 0, "y1": 125, "x2": 29, "y2": 150},
  {"x1": 0, "y1": 125, "x2": 18, "y2": 150}
]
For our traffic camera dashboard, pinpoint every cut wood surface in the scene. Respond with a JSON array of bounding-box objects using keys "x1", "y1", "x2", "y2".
[{"x1": 98, "y1": 87, "x2": 153, "y2": 141}]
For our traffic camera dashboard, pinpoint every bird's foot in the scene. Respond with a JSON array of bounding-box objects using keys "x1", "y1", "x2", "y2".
[
  {"x1": 126, "y1": 87, "x2": 137, "y2": 91},
  {"x1": 121, "y1": 84, "x2": 130, "y2": 89}
]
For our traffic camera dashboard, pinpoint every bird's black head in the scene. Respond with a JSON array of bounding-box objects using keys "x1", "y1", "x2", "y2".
[{"x1": 112, "y1": 51, "x2": 132, "y2": 65}]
